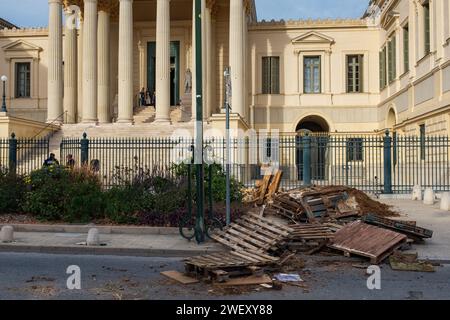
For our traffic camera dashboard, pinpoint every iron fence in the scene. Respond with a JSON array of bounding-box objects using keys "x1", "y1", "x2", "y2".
[{"x1": 1, "y1": 132, "x2": 449, "y2": 194}]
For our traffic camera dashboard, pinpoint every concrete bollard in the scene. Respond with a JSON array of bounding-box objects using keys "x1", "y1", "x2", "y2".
[
  {"x1": 412, "y1": 185, "x2": 422, "y2": 201},
  {"x1": 423, "y1": 188, "x2": 435, "y2": 205},
  {"x1": 440, "y1": 192, "x2": 450, "y2": 211},
  {"x1": 1, "y1": 226, "x2": 14, "y2": 243},
  {"x1": 86, "y1": 228, "x2": 100, "y2": 246}
]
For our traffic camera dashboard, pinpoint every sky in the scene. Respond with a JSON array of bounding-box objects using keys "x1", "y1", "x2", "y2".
[{"x1": 0, "y1": 0, "x2": 369, "y2": 28}]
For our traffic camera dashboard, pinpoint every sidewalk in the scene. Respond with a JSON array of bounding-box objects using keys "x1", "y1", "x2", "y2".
[
  {"x1": 379, "y1": 198, "x2": 450, "y2": 263},
  {"x1": 0, "y1": 226, "x2": 224, "y2": 257},
  {"x1": 1, "y1": 199, "x2": 449, "y2": 262}
]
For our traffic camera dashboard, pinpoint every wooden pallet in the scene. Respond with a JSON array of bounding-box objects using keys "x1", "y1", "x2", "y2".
[
  {"x1": 362, "y1": 214, "x2": 433, "y2": 240},
  {"x1": 301, "y1": 193, "x2": 348, "y2": 222},
  {"x1": 328, "y1": 221, "x2": 408, "y2": 264},
  {"x1": 289, "y1": 224, "x2": 335, "y2": 241},
  {"x1": 184, "y1": 250, "x2": 279, "y2": 281},
  {"x1": 210, "y1": 213, "x2": 293, "y2": 253}
]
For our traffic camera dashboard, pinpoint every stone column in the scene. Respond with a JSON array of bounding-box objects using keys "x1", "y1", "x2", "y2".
[
  {"x1": 63, "y1": 7, "x2": 77, "y2": 124},
  {"x1": 191, "y1": 1, "x2": 196, "y2": 121},
  {"x1": 117, "y1": 0, "x2": 134, "y2": 123},
  {"x1": 205, "y1": 5, "x2": 214, "y2": 117},
  {"x1": 77, "y1": 18, "x2": 84, "y2": 122},
  {"x1": 155, "y1": 0, "x2": 171, "y2": 123},
  {"x1": 47, "y1": 0, "x2": 63, "y2": 123},
  {"x1": 82, "y1": 0, "x2": 98, "y2": 123},
  {"x1": 229, "y1": 0, "x2": 245, "y2": 117},
  {"x1": 97, "y1": 9, "x2": 111, "y2": 123}
]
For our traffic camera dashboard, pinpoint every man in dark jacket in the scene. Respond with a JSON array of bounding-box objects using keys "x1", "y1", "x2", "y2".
[{"x1": 43, "y1": 153, "x2": 60, "y2": 167}]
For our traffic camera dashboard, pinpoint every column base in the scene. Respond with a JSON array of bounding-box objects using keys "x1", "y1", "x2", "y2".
[
  {"x1": 82, "y1": 119, "x2": 98, "y2": 125},
  {"x1": 153, "y1": 118, "x2": 172, "y2": 125},
  {"x1": 115, "y1": 119, "x2": 134, "y2": 124}
]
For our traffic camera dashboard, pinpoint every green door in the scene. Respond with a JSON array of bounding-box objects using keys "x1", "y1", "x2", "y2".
[{"x1": 147, "y1": 41, "x2": 180, "y2": 106}]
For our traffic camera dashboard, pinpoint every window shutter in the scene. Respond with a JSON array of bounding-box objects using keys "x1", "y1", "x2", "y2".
[
  {"x1": 403, "y1": 25, "x2": 409, "y2": 72},
  {"x1": 271, "y1": 57, "x2": 280, "y2": 94},
  {"x1": 262, "y1": 57, "x2": 269, "y2": 94},
  {"x1": 392, "y1": 36, "x2": 397, "y2": 80}
]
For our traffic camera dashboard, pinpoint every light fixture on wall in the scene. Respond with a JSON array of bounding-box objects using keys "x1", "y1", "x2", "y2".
[{"x1": 1, "y1": 75, "x2": 7, "y2": 113}]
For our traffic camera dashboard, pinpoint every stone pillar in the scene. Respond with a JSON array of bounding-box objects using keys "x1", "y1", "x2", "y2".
[
  {"x1": 155, "y1": 0, "x2": 171, "y2": 123},
  {"x1": 98, "y1": 9, "x2": 111, "y2": 123},
  {"x1": 205, "y1": 5, "x2": 214, "y2": 117},
  {"x1": 77, "y1": 18, "x2": 84, "y2": 122},
  {"x1": 117, "y1": 0, "x2": 134, "y2": 123},
  {"x1": 191, "y1": 1, "x2": 196, "y2": 121},
  {"x1": 229, "y1": 0, "x2": 245, "y2": 117},
  {"x1": 63, "y1": 7, "x2": 77, "y2": 124},
  {"x1": 82, "y1": 0, "x2": 98, "y2": 123},
  {"x1": 47, "y1": 0, "x2": 63, "y2": 123}
]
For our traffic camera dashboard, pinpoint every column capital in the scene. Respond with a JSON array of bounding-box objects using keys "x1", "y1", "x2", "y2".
[{"x1": 49, "y1": 0, "x2": 62, "y2": 4}]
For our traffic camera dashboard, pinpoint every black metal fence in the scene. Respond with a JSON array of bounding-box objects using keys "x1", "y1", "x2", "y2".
[
  {"x1": 1, "y1": 132, "x2": 450, "y2": 194},
  {"x1": 0, "y1": 134, "x2": 49, "y2": 175}
]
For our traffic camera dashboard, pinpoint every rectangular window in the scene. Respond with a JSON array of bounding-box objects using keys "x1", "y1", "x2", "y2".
[
  {"x1": 347, "y1": 138, "x2": 364, "y2": 162},
  {"x1": 347, "y1": 55, "x2": 363, "y2": 93},
  {"x1": 403, "y1": 24, "x2": 409, "y2": 73},
  {"x1": 424, "y1": 2, "x2": 431, "y2": 55},
  {"x1": 388, "y1": 36, "x2": 397, "y2": 83},
  {"x1": 379, "y1": 47, "x2": 387, "y2": 89},
  {"x1": 262, "y1": 56, "x2": 280, "y2": 94},
  {"x1": 420, "y1": 124, "x2": 426, "y2": 160},
  {"x1": 304, "y1": 56, "x2": 321, "y2": 94},
  {"x1": 15, "y1": 62, "x2": 31, "y2": 98}
]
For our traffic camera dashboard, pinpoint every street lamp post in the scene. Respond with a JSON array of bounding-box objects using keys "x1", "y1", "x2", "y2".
[
  {"x1": 224, "y1": 67, "x2": 232, "y2": 226},
  {"x1": 1, "y1": 75, "x2": 7, "y2": 113}
]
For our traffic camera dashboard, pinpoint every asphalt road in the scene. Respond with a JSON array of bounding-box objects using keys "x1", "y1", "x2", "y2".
[{"x1": 0, "y1": 252, "x2": 449, "y2": 300}]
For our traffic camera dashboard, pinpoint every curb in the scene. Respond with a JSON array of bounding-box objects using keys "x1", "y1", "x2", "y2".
[
  {"x1": 0, "y1": 244, "x2": 224, "y2": 258},
  {"x1": 0, "y1": 224, "x2": 180, "y2": 236}
]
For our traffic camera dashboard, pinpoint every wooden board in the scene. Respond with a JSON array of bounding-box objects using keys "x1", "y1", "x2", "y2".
[
  {"x1": 215, "y1": 274, "x2": 273, "y2": 287},
  {"x1": 266, "y1": 170, "x2": 283, "y2": 199},
  {"x1": 257, "y1": 174, "x2": 273, "y2": 205},
  {"x1": 161, "y1": 271, "x2": 200, "y2": 284},
  {"x1": 328, "y1": 221, "x2": 407, "y2": 264}
]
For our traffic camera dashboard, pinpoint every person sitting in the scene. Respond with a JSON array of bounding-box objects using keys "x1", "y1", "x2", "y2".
[{"x1": 43, "y1": 153, "x2": 60, "y2": 167}]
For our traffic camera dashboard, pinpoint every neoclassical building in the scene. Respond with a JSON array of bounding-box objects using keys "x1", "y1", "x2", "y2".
[{"x1": 0, "y1": 0, "x2": 449, "y2": 138}]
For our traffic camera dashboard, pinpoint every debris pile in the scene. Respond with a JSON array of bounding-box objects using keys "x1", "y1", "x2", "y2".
[{"x1": 164, "y1": 170, "x2": 435, "y2": 290}]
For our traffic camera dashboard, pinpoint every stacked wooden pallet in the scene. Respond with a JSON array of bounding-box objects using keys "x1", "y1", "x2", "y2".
[
  {"x1": 289, "y1": 224, "x2": 335, "y2": 241},
  {"x1": 184, "y1": 213, "x2": 293, "y2": 281},
  {"x1": 210, "y1": 213, "x2": 293, "y2": 253}
]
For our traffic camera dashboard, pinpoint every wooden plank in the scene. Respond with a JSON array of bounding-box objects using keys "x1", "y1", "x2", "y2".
[
  {"x1": 257, "y1": 174, "x2": 273, "y2": 205},
  {"x1": 266, "y1": 170, "x2": 283, "y2": 199},
  {"x1": 243, "y1": 215, "x2": 292, "y2": 236},
  {"x1": 161, "y1": 271, "x2": 200, "y2": 285},
  {"x1": 213, "y1": 232, "x2": 262, "y2": 251},
  {"x1": 236, "y1": 220, "x2": 283, "y2": 241},
  {"x1": 247, "y1": 212, "x2": 294, "y2": 233},
  {"x1": 230, "y1": 224, "x2": 278, "y2": 245},
  {"x1": 225, "y1": 228, "x2": 271, "y2": 250}
]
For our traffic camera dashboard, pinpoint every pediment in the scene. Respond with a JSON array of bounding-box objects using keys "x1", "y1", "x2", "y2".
[
  {"x1": 2, "y1": 40, "x2": 42, "y2": 52},
  {"x1": 292, "y1": 31, "x2": 335, "y2": 45}
]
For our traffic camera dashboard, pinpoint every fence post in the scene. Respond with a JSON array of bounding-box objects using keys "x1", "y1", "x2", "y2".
[
  {"x1": 80, "y1": 132, "x2": 89, "y2": 166},
  {"x1": 384, "y1": 129, "x2": 393, "y2": 194},
  {"x1": 303, "y1": 133, "x2": 312, "y2": 186},
  {"x1": 8, "y1": 133, "x2": 17, "y2": 175}
]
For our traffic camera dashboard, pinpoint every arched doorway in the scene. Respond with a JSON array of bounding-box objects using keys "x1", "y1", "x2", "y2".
[
  {"x1": 296, "y1": 115, "x2": 330, "y2": 133},
  {"x1": 295, "y1": 115, "x2": 330, "y2": 181}
]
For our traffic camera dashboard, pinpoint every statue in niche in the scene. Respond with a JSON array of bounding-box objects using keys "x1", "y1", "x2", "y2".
[{"x1": 184, "y1": 69, "x2": 192, "y2": 94}]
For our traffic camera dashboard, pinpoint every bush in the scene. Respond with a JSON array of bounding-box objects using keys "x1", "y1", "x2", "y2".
[
  {"x1": 23, "y1": 166, "x2": 103, "y2": 222},
  {"x1": 172, "y1": 163, "x2": 244, "y2": 202},
  {"x1": 0, "y1": 167, "x2": 27, "y2": 213},
  {"x1": 103, "y1": 166, "x2": 189, "y2": 224}
]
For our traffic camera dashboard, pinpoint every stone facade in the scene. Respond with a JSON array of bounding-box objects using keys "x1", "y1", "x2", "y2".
[{"x1": 0, "y1": 0, "x2": 449, "y2": 137}]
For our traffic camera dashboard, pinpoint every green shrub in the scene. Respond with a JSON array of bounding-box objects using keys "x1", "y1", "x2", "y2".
[
  {"x1": 23, "y1": 166, "x2": 103, "y2": 222},
  {"x1": 172, "y1": 163, "x2": 243, "y2": 202},
  {"x1": 0, "y1": 168, "x2": 27, "y2": 213}
]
